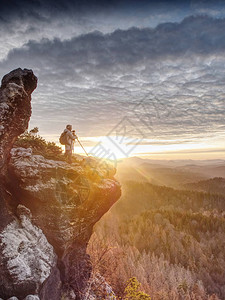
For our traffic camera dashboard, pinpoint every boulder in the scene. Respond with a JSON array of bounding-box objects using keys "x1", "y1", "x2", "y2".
[{"x1": 0, "y1": 205, "x2": 60, "y2": 299}]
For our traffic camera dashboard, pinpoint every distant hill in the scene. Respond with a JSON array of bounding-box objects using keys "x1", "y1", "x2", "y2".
[
  {"x1": 139, "y1": 163, "x2": 207, "y2": 187},
  {"x1": 183, "y1": 177, "x2": 225, "y2": 195},
  {"x1": 176, "y1": 164, "x2": 225, "y2": 178},
  {"x1": 116, "y1": 157, "x2": 225, "y2": 188},
  {"x1": 123, "y1": 157, "x2": 225, "y2": 167}
]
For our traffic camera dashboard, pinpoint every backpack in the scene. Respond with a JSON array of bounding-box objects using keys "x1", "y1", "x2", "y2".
[{"x1": 59, "y1": 131, "x2": 68, "y2": 145}]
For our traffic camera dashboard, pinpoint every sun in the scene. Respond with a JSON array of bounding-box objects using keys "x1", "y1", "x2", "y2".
[
  {"x1": 71, "y1": 135, "x2": 141, "y2": 161},
  {"x1": 89, "y1": 136, "x2": 131, "y2": 160}
]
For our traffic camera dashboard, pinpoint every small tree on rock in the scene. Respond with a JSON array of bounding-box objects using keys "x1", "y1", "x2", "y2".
[{"x1": 124, "y1": 277, "x2": 151, "y2": 300}]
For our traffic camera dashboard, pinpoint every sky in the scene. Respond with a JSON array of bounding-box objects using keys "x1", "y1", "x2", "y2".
[{"x1": 0, "y1": 0, "x2": 225, "y2": 160}]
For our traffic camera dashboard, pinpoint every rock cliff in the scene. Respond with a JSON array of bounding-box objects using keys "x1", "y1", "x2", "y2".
[{"x1": 0, "y1": 69, "x2": 121, "y2": 300}]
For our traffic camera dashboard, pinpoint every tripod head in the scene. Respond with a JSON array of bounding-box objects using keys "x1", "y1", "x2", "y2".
[{"x1": 72, "y1": 130, "x2": 78, "y2": 140}]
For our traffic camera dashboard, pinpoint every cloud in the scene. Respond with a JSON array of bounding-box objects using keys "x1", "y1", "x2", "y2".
[
  {"x1": 4, "y1": 15, "x2": 225, "y2": 67},
  {"x1": 0, "y1": 15, "x2": 224, "y2": 150},
  {"x1": 0, "y1": 0, "x2": 224, "y2": 20},
  {"x1": 0, "y1": 1, "x2": 179, "y2": 18},
  {"x1": 1, "y1": 0, "x2": 222, "y2": 60}
]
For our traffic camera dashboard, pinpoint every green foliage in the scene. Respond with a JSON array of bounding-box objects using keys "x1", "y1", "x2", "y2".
[
  {"x1": 14, "y1": 127, "x2": 65, "y2": 160},
  {"x1": 29, "y1": 126, "x2": 39, "y2": 134},
  {"x1": 123, "y1": 277, "x2": 151, "y2": 300}
]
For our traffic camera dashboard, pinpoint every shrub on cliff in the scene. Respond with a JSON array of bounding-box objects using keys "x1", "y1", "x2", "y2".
[
  {"x1": 123, "y1": 277, "x2": 151, "y2": 300},
  {"x1": 14, "y1": 127, "x2": 65, "y2": 160}
]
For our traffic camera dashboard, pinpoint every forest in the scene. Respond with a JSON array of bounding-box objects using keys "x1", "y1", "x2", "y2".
[{"x1": 88, "y1": 170, "x2": 225, "y2": 299}]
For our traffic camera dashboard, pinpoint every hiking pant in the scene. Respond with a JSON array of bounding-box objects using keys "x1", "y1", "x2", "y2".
[{"x1": 65, "y1": 149, "x2": 72, "y2": 164}]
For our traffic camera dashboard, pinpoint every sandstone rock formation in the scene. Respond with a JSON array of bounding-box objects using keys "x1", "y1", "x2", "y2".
[
  {"x1": 0, "y1": 69, "x2": 121, "y2": 299},
  {"x1": 0, "y1": 68, "x2": 37, "y2": 175},
  {"x1": 0, "y1": 205, "x2": 56, "y2": 299}
]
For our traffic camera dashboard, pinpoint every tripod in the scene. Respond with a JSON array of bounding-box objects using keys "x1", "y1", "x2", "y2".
[{"x1": 72, "y1": 131, "x2": 89, "y2": 156}]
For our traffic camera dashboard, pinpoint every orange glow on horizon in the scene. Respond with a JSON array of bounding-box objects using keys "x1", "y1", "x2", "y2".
[{"x1": 49, "y1": 134, "x2": 225, "y2": 161}]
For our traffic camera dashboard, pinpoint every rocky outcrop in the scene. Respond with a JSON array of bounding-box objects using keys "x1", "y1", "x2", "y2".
[
  {"x1": 0, "y1": 68, "x2": 37, "y2": 233},
  {"x1": 8, "y1": 147, "x2": 120, "y2": 299},
  {"x1": 84, "y1": 273, "x2": 116, "y2": 299},
  {"x1": 0, "y1": 69, "x2": 121, "y2": 299},
  {"x1": 0, "y1": 205, "x2": 58, "y2": 299},
  {"x1": 0, "y1": 68, "x2": 37, "y2": 175}
]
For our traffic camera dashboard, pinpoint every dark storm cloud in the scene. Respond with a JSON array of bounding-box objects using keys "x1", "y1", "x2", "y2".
[
  {"x1": 2, "y1": 0, "x2": 225, "y2": 63},
  {"x1": 0, "y1": 0, "x2": 185, "y2": 18},
  {"x1": 0, "y1": 0, "x2": 189, "y2": 48},
  {"x1": 4, "y1": 15, "x2": 225, "y2": 68},
  {"x1": 0, "y1": 0, "x2": 193, "y2": 61},
  {"x1": 0, "y1": 0, "x2": 224, "y2": 25}
]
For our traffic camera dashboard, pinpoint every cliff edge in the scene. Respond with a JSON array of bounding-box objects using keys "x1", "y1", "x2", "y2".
[{"x1": 0, "y1": 69, "x2": 121, "y2": 300}]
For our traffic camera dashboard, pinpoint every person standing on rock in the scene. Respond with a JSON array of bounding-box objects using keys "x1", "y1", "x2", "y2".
[{"x1": 63, "y1": 124, "x2": 77, "y2": 163}]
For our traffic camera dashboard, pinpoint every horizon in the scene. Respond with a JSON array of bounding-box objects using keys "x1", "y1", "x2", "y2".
[{"x1": 41, "y1": 132, "x2": 225, "y2": 160}]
